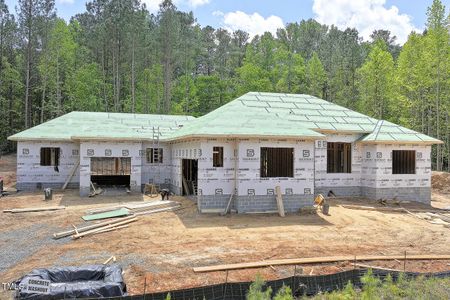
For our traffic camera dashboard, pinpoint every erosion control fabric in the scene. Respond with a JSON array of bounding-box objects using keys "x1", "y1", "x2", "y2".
[
  {"x1": 112, "y1": 268, "x2": 450, "y2": 300},
  {"x1": 15, "y1": 264, "x2": 126, "y2": 299}
]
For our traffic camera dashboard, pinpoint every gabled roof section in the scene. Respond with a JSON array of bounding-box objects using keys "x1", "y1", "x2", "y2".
[
  {"x1": 358, "y1": 120, "x2": 443, "y2": 144},
  {"x1": 8, "y1": 111, "x2": 194, "y2": 142}
]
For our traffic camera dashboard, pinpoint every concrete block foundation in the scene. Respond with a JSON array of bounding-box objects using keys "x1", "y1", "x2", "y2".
[
  {"x1": 362, "y1": 187, "x2": 431, "y2": 204},
  {"x1": 315, "y1": 186, "x2": 362, "y2": 197}
]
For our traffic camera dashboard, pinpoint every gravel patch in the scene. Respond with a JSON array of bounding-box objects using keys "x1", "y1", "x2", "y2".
[
  {"x1": 120, "y1": 253, "x2": 162, "y2": 273},
  {"x1": 0, "y1": 223, "x2": 68, "y2": 273},
  {"x1": 56, "y1": 250, "x2": 112, "y2": 266}
]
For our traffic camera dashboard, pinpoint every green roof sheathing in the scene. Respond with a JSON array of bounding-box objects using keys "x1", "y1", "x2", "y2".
[
  {"x1": 8, "y1": 111, "x2": 194, "y2": 141},
  {"x1": 358, "y1": 120, "x2": 442, "y2": 144},
  {"x1": 8, "y1": 92, "x2": 442, "y2": 144}
]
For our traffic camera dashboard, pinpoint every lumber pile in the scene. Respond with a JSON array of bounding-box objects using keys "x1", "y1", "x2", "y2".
[
  {"x1": 53, "y1": 215, "x2": 137, "y2": 239},
  {"x1": 193, "y1": 254, "x2": 450, "y2": 272},
  {"x1": 3, "y1": 206, "x2": 66, "y2": 213},
  {"x1": 85, "y1": 200, "x2": 180, "y2": 216}
]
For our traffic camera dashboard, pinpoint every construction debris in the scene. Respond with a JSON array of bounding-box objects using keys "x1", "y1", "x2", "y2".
[
  {"x1": 3, "y1": 206, "x2": 66, "y2": 213},
  {"x1": 193, "y1": 254, "x2": 450, "y2": 272},
  {"x1": 88, "y1": 181, "x2": 103, "y2": 197}
]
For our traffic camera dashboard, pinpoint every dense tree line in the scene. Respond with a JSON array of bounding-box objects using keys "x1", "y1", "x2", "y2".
[{"x1": 0, "y1": 0, "x2": 449, "y2": 170}]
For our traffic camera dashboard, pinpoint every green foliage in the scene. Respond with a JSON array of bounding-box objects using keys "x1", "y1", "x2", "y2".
[
  {"x1": 273, "y1": 285, "x2": 294, "y2": 300},
  {"x1": 247, "y1": 274, "x2": 272, "y2": 300},
  {"x1": 357, "y1": 40, "x2": 395, "y2": 120},
  {"x1": 307, "y1": 270, "x2": 450, "y2": 300},
  {"x1": 306, "y1": 52, "x2": 326, "y2": 98}
]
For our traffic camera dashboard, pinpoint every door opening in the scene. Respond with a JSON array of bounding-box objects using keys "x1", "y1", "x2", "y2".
[
  {"x1": 182, "y1": 159, "x2": 198, "y2": 196},
  {"x1": 90, "y1": 157, "x2": 131, "y2": 187}
]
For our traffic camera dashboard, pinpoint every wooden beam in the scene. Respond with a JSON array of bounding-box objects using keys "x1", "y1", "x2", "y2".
[
  {"x1": 193, "y1": 254, "x2": 450, "y2": 273},
  {"x1": 62, "y1": 159, "x2": 80, "y2": 190}
]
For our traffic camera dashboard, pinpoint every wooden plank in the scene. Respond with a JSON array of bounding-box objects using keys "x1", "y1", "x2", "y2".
[
  {"x1": 182, "y1": 175, "x2": 190, "y2": 195},
  {"x1": 72, "y1": 218, "x2": 137, "y2": 239},
  {"x1": 62, "y1": 159, "x2": 80, "y2": 190},
  {"x1": 103, "y1": 256, "x2": 116, "y2": 265},
  {"x1": 4, "y1": 206, "x2": 66, "y2": 213},
  {"x1": 221, "y1": 194, "x2": 234, "y2": 216},
  {"x1": 53, "y1": 215, "x2": 136, "y2": 239},
  {"x1": 352, "y1": 263, "x2": 402, "y2": 272},
  {"x1": 94, "y1": 224, "x2": 129, "y2": 235},
  {"x1": 193, "y1": 254, "x2": 450, "y2": 273},
  {"x1": 275, "y1": 186, "x2": 285, "y2": 217},
  {"x1": 133, "y1": 205, "x2": 181, "y2": 216},
  {"x1": 82, "y1": 208, "x2": 129, "y2": 221}
]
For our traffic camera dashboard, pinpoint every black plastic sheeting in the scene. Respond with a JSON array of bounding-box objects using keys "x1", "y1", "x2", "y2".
[
  {"x1": 95, "y1": 268, "x2": 450, "y2": 300},
  {"x1": 15, "y1": 264, "x2": 126, "y2": 299}
]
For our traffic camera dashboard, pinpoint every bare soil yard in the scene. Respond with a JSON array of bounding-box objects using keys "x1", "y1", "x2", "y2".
[{"x1": 0, "y1": 153, "x2": 449, "y2": 298}]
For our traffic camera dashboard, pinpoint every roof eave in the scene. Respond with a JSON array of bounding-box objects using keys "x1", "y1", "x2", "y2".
[
  {"x1": 165, "y1": 133, "x2": 325, "y2": 141},
  {"x1": 316, "y1": 129, "x2": 373, "y2": 134},
  {"x1": 8, "y1": 136, "x2": 73, "y2": 142},
  {"x1": 358, "y1": 140, "x2": 444, "y2": 145}
]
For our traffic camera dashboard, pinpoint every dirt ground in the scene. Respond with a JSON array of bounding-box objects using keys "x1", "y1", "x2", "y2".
[{"x1": 0, "y1": 153, "x2": 450, "y2": 298}]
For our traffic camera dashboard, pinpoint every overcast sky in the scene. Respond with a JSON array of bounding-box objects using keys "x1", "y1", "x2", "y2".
[{"x1": 5, "y1": 0, "x2": 450, "y2": 44}]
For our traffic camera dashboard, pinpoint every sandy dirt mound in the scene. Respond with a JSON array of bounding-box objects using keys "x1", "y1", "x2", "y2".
[{"x1": 432, "y1": 171, "x2": 450, "y2": 193}]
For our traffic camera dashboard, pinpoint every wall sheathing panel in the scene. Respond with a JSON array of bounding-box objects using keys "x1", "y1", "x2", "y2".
[
  {"x1": 169, "y1": 140, "x2": 201, "y2": 195},
  {"x1": 16, "y1": 141, "x2": 80, "y2": 190},
  {"x1": 79, "y1": 141, "x2": 142, "y2": 196},
  {"x1": 361, "y1": 144, "x2": 431, "y2": 203},
  {"x1": 314, "y1": 134, "x2": 363, "y2": 196},
  {"x1": 141, "y1": 142, "x2": 171, "y2": 189}
]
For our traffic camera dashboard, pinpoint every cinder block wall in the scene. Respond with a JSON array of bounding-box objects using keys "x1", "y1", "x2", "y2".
[{"x1": 16, "y1": 141, "x2": 80, "y2": 190}]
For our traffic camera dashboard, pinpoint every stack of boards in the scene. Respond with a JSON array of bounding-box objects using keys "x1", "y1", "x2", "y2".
[
  {"x1": 53, "y1": 200, "x2": 180, "y2": 240},
  {"x1": 83, "y1": 200, "x2": 180, "y2": 219}
]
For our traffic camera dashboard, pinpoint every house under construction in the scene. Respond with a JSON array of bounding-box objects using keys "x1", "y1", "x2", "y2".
[{"x1": 8, "y1": 92, "x2": 442, "y2": 213}]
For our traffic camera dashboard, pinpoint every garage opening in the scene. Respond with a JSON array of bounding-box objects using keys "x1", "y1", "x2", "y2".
[
  {"x1": 90, "y1": 157, "x2": 131, "y2": 187},
  {"x1": 182, "y1": 159, "x2": 198, "y2": 196}
]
